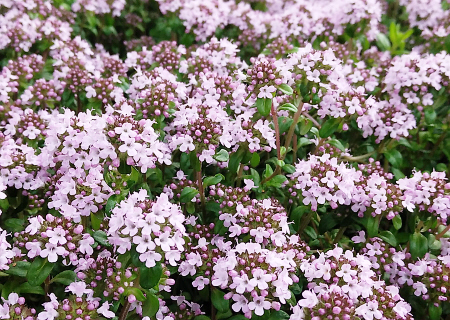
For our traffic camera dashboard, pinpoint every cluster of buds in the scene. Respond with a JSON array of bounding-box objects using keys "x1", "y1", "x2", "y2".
[
  {"x1": 20, "y1": 79, "x2": 64, "y2": 111},
  {"x1": 13, "y1": 214, "x2": 94, "y2": 264},
  {"x1": 0, "y1": 293, "x2": 36, "y2": 320},
  {"x1": 76, "y1": 251, "x2": 138, "y2": 301}
]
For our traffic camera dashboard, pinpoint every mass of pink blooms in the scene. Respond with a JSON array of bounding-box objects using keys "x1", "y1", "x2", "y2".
[{"x1": 1, "y1": 0, "x2": 450, "y2": 319}]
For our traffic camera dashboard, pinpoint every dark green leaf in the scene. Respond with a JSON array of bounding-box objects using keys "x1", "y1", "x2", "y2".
[
  {"x1": 250, "y1": 152, "x2": 260, "y2": 167},
  {"x1": 265, "y1": 175, "x2": 287, "y2": 188},
  {"x1": 180, "y1": 187, "x2": 199, "y2": 203},
  {"x1": 203, "y1": 174, "x2": 224, "y2": 188},
  {"x1": 429, "y1": 304, "x2": 442, "y2": 320},
  {"x1": 366, "y1": 216, "x2": 379, "y2": 238},
  {"x1": 409, "y1": 232, "x2": 428, "y2": 259},
  {"x1": 195, "y1": 316, "x2": 212, "y2": 320},
  {"x1": 256, "y1": 98, "x2": 272, "y2": 117},
  {"x1": 17, "y1": 282, "x2": 45, "y2": 295},
  {"x1": 4, "y1": 261, "x2": 30, "y2": 277},
  {"x1": 50, "y1": 270, "x2": 77, "y2": 285},
  {"x1": 211, "y1": 288, "x2": 230, "y2": 313},
  {"x1": 27, "y1": 257, "x2": 54, "y2": 286},
  {"x1": 93, "y1": 230, "x2": 110, "y2": 247},
  {"x1": 319, "y1": 214, "x2": 338, "y2": 234},
  {"x1": 139, "y1": 263, "x2": 163, "y2": 289},
  {"x1": 229, "y1": 148, "x2": 245, "y2": 174},
  {"x1": 105, "y1": 195, "x2": 119, "y2": 215},
  {"x1": 379, "y1": 231, "x2": 397, "y2": 247},
  {"x1": 4, "y1": 219, "x2": 24, "y2": 232},
  {"x1": 319, "y1": 118, "x2": 340, "y2": 138},
  {"x1": 392, "y1": 215, "x2": 402, "y2": 230},
  {"x1": 269, "y1": 311, "x2": 290, "y2": 320},
  {"x1": 384, "y1": 149, "x2": 402, "y2": 168}
]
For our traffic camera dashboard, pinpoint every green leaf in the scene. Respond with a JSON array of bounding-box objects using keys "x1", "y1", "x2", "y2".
[
  {"x1": 214, "y1": 149, "x2": 229, "y2": 162},
  {"x1": 4, "y1": 219, "x2": 24, "y2": 232},
  {"x1": 265, "y1": 175, "x2": 287, "y2": 188},
  {"x1": 16, "y1": 282, "x2": 45, "y2": 295},
  {"x1": 384, "y1": 149, "x2": 403, "y2": 168},
  {"x1": 203, "y1": 174, "x2": 224, "y2": 188},
  {"x1": 278, "y1": 117, "x2": 293, "y2": 134},
  {"x1": 282, "y1": 164, "x2": 296, "y2": 174},
  {"x1": 392, "y1": 215, "x2": 402, "y2": 230},
  {"x1": 429, "y1": 304, "x2": 442, "y2": 320},
  {"x1": 211, "y1": 288, "x2": 230, "y2": 313},
  {"x1": 105, "y1": 195, "x2": 119, "y2": 215},
  {"x1": 4, "y1": 261, "x2": 30, "y2": 277},
  {"x1": 180, "y1": 187, "x2": 199, "y2": 203},
  {"x1": 125, "y1": 287, "x2": 146, "y2": 301},
  {"x1": 217, "y1": 309, "x2": 233, "y2": 320},
  {"x1": 229, "y1": 148, "x2": 245, "y2": 174},
  {"x1": 409, "y1": 232, "x2": 428, "y2": 259},
  {"x1": 118, "y1": 159, "x2": 132, "y2": 174},
  {"x1": 424, "y1": 108, "x2": 436, "y2": 124},
  {"x1": 319, "y1": 214, "x2": 338, "y2": 234},
  {"x1": 279, "y1": 103, "x2": 297, "y2": 113},
  {"x1": 228, "y1": 316, "x2": 248, "y2": 320},
  {"x1": 256, "y1": 98, "x2": 272, "y2": 117},
  {"x1": 27, "y1": 257, "x2": 54, "y2": 286},
  {"x1": 366, "y1": 216, "x2": 380, "y2": 238},
  {"x1": 376, "y1": 33, "x2": 391, "y2": 51},
  {"x1": 93, "y1": 230, "x2": 110, "y2": 247},
  {"x1": 299, "y1": 118, "x2": 313, "y2": 135},
  {"x1": 319, "y1": 118, "x2": 340, "y2": 138},
  {"x1": 277, "y1": 84, "x2": 293, "y2": 95},
  {"x1": 328, "y1": 139, "x2": 346, "y2": 152},
  {"x1": 139, "y1": 263, "x2": 163, "y2": 289},
  {"x1": 298, "y1": 137, "x2": 313, "y2": 148},
  {"x1": 250, "y1": 168, "x2": 260, "y2": 187},
  {"x1": 263, "y1": 164, "x2": 274, "y2": 180},
  {"x1": 250, "y1": 152, "x2": 260, "y2": 167},
  {"x1": 195, "y1": 316, "x2": 212, "y2": 320},
  {"x1": 269, "y1": 311, "x2": 290, "y2": 320},
  {"x1": 379, "y1": 231, "x2": 397, "y2": 247},
  {"x1": 304, "y1": 226, "x2": 317, "y2": 239},
  {"x1": 141, "y1": 292, "x2": 160, "y2": 317},
  {"x1": 50, "y1": 270, "x2": 77, "y2": 285}
]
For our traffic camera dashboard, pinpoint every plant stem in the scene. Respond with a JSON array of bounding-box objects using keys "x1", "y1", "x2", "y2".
[
  {"x1": 342, "y1": 151, "x2": 376, "y2": 163},
  {"x1": 236, "y1": 164, "x2": 245, "y2": 187},
  {"x1": 333, "y1": 226, "x2": 347, "y2": 244},
  {"x1": 271, "y1": 103, "x2": 281, "y2": 160},
  {"x1": 284, "y1": 102, "x2": 304, "y2": 153},
  {"x1": 302, "y1": 111, "x2": 321, "y2": 128},
  {"x1": 299, "y1": 211, "x2": 314, "y2": 234},
  {"x1": 435, "y1": 224, "x2": 450, "y2": 240},
  {"x1": 118, "y1": 300, "x2": 131, "y2": 320},
  {"x1": 196, "y1": 169, "x2": 206, "y2": 219}
]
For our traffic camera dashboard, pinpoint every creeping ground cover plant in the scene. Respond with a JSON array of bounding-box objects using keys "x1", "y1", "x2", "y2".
[{"x1": 2, "y1": 0, "x2": 450, "y2": 319}]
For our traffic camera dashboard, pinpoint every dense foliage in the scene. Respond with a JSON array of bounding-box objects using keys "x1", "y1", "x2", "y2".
[{"x1": 1, "y1": 0, "x2": 450, "y2": 319}]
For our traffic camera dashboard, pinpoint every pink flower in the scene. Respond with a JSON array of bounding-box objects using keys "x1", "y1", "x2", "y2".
[
  {"x1": 248, "y1": 295, "x2": 271, "y2": 316},
  {"x1": 257, "y1": 85, "x2": 276, "y2": 99}
]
